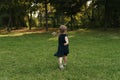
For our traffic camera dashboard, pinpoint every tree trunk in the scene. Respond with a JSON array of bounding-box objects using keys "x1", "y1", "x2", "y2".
[
  {"x1": 84, "y1": 4, "x2": 91, "y2": 21},
  {"x1": 7, "y1": 8, "x2": 12, "y2": 32},
  {"x1": 104, "y1": 0, "x2": 108, "y2": 31},
  {"x1": 29, "y1": 10, "x2": 32, "y2": 30},
  {"x1": 91, "y1": 0, "x2": 94, "y2": 22},
  {"x1": 60, "y1": 13, "x2": 64, "y2": 25},
  {"x1": 39, "y1": 13, "x2": 43, "y2": 27},
  {"x1": 70, "y1": 14, "x2": 73, "y2": 31},
  {"x1": 90, "y1": 0, "x2": 95, "y2": 28},
  {"x1": 45, "y1": 0, "x2": 48, "y2": 31}
]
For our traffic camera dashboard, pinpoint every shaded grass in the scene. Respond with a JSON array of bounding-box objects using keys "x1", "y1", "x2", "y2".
[{"x1": 0, "y1": 30, "x2": 120, "y2": 80}]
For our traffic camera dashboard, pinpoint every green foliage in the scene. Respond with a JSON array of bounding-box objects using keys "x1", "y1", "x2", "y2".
[
  {"x1": 0, "y1": 0, "x2": 35, "y2": 29},
  {"x1": 80, "y1": 0, "x2": 120, "y2": 28},
  {"x1": 0, "y1": 0, "x2": 120, "y2": 30}
]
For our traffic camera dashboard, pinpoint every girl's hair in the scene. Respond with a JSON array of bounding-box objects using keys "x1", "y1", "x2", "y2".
[{"x1": 59, "y1": 25, "x2": 67, "y2": 33}]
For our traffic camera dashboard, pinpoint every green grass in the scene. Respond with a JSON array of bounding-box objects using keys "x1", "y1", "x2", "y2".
[{"x1": 0, "y1": 30, "x2": 120, "y2": 80}]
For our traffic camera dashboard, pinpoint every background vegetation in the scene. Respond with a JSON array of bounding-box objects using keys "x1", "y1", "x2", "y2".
[{"x1": 0, "y1": 0, "x2": 120, "y2": 32}]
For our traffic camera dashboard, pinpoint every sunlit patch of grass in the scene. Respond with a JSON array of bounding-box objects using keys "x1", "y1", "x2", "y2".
[
  {"x1": 0, "y1": 33, "x2": 25, "y2": 37},
  {"x1": 48, "y1": 37, "x2": 57, "y2": 41},
  {"x1": 77, "y1": 28, "x2": 90, "y2": 32},
  {"x1": 0, "y1": 29, "x2": 45, "y2": 37}
]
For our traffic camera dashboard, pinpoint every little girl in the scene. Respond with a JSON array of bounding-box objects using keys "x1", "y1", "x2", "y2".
[{"x1": 54, "y1": 25, "x2": 69, "y2": 70}]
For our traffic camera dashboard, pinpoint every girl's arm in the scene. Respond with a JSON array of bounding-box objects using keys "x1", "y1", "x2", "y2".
[{"x1": 64, "y1": 36, "x2": 69, "y2": 46}]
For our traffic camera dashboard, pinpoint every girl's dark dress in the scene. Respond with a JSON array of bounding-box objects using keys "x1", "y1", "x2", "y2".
[{"x1": 54, "y1": 34, "x2": 69, "y2": 57}]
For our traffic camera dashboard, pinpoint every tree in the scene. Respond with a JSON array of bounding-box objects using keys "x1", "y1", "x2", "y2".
[
  {"x1": 83, "y1": 0, "x2": 120, "y2": 29},
  {"x1": 0, "y1": 0, "x2": 35, "y2": 31},
  {"x1": 49, "y1": 0, "x2": 89, "y2": 30},
  {"x1": 35, "y1": 0, "x2": 49, "y2": 31}
]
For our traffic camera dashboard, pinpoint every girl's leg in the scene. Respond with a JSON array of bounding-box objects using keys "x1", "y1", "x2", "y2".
[
  {"x1": 63, "y1": 56, "x2": 67, "y2": 66},
  {"x1": 58, "y1": 57, "x2": 64, "y2": 69}
]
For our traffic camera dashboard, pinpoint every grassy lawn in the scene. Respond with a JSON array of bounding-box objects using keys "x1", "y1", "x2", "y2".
[{"x1": 0, "y1": 29, "x2": 120, "y2": 80}]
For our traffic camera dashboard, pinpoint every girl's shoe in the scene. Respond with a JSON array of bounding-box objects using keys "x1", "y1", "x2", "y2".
[{"x1": 59, "y1": 64, "x2": 64, "y2": 70}]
